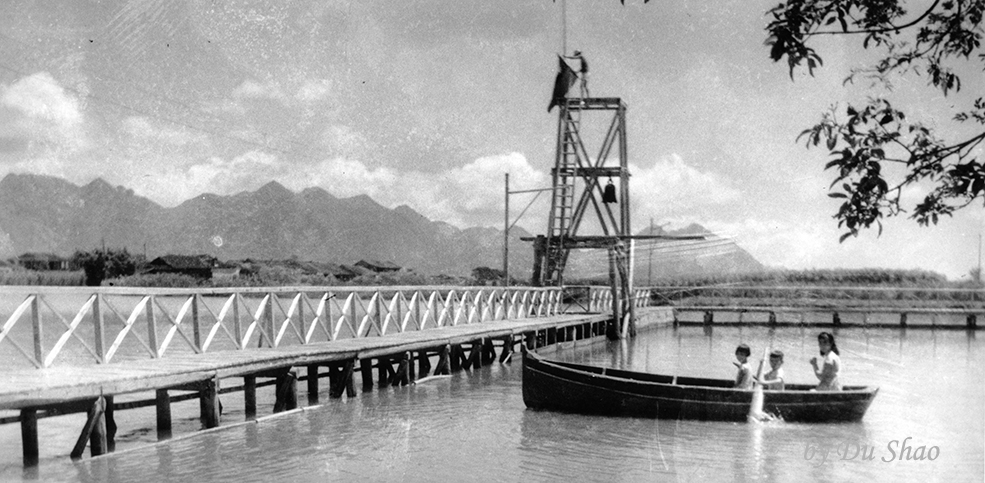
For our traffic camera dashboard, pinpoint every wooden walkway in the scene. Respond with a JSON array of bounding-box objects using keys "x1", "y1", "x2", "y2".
[{"x1": 2, "y1": 312, "x2": 613, "y2": 468}]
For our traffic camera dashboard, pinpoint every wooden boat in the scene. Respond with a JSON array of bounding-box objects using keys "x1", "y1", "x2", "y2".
[{"x1": 522, "y1": 347, "x2": 878, "y2": 422}]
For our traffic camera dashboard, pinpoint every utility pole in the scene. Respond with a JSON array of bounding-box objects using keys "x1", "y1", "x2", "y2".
[
  {"x1": 647, "y1": 218, "x2": 654, "y2": 286},
  {"x1": 503, "y1": 173, "x2": 510, "y2": 286}
]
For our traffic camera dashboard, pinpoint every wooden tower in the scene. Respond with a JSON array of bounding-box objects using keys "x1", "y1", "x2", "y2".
[{"x1": 530, "y1": 96, "x2": 636, "y2": 338}]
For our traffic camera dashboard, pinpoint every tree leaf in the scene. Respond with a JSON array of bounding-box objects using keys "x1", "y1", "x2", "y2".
[{"x1": 828, "y1": 192, "x2": 848, "y2": 198}]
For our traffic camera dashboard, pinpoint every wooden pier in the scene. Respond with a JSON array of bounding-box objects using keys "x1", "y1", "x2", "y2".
[
  {"x1": 1, "y1": 310, "x2": 616, "y2": 468},
  {"x1": 674, "y1": 305, "x2": 980, "y2": 329}
]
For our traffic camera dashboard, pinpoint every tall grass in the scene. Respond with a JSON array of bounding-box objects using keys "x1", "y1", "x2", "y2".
[
  {"x1": 646, "y1": 268, "x2": 955, "y2": 288},
  {"x1": 0, "y1": 270, "x2": 85, "y2": 286}
]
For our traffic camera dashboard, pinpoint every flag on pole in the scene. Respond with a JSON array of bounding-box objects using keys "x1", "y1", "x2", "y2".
[{"x1": 548, "y1": 55, "x2": 577, "y2": 112}]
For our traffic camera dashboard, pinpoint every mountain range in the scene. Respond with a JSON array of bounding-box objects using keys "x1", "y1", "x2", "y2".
[{"x1": 0, "y1": 173, "x2": 763, "y2": 279}]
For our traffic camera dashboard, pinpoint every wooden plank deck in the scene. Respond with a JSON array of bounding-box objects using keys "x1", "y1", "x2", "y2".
[{"x1": 0, "y1": 313, "x2": 609, "y2": 411}]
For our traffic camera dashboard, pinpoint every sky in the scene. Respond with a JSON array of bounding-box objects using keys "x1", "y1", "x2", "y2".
[{"x1": 0, "y1": 0, "x2": 981, "y2": 280}]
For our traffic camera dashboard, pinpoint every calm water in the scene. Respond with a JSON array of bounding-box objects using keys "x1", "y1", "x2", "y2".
[{"x1": 2, "y1": 326, "x2": 982, "y2": 482}]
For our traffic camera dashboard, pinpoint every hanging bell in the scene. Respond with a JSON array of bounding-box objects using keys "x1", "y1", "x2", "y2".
[{"x1": 603, "y1": 179, "x2": 618, "y2": 204}]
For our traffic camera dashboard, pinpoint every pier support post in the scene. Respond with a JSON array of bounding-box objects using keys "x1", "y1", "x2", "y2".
[
  {"x1": 482, "y1": 338, "x2": 496, "y2": 365},
  {"x1": 200, "y1": 377, "x2": 220, "y2": 428},
  {"x1": 71, "y1": 397, "x2": 107, "y2": 460},
  {"x1": 20, "y1": 409, "x2": 38, "y2": 468},
  {"x1": 345, "y1": 361, "x2": 357, "y2": 396},
  {"x1": 499, "y1": 335, "x2": 514, "y2": 363},
  {"x1": 391, "y1": 353, "x2": 411, "y2": 386},
  {"x1": 244, "y1": 376, "x2": 257, "y2": 420},
  {"x1": 360, "y1": 358, "x2": 374, "y2": 391},
  {"x1": 417, "y1": 350, "x2": 432, "y2": 377},
  {"x1": 307, "y1": 365, "x2": 320, "y2": 405},
  {"x1": 378, "y1": 357, "x2": 391, "y2": 388},
  {"x1": 408, "y1": 352, "x2": 416, "y2": 382},
  {"x1": 156, "y1": 389, "x2": 172, "y2": 440},
  {"x1": 451, "y1": 344, "x2": 463, "y2": 372},
  {"x1": 435, "y1": 345, "x2": 451, "y2": 375},
  {"x1": 329, "y1": 360, "x2": 357, "y2": 397},
  {"x1": 465, "y1": 341, "x2": 482, "y2": 369},
  {"x1": 105, "y1": 396, "x2": 117, "y2": 453},
  {"x1": 274, "y1": 371, "x2": 298, "y2": 413}
]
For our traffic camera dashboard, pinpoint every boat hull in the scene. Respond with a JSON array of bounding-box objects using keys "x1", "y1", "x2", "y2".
[{"x1": 522, "y1": 348, "x2": 877, "y2": 422}]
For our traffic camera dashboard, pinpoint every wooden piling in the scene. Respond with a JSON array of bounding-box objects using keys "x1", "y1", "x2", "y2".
[
  {"x1": 344, "y1": 360, "x2": 356, "y2": 397},
  {"x1": 72, "y1": 397, "x2": 107, "y2": 460},
  {"x1": 417, "y1": 350, "x2": 432, "y2": 377},
  {"x1": 200, "y1": 377, "x2": 220, "y2": 428},
  {"x1": 378, "y1": 357, "x2": 390, "y2": 388},
  {"x1": 307, "y1": 364, "x2": 320, "y2": 405},
  {"x1": 391, "y1": 353, "x2": 410, "y2": 386},
  {"x1": 499, "y1": 335, "x2": 514, "y2": 363},
  {"x1": 105, "y1": 396, "x2": 116, "y2": 453},
  {"x1": 329, "y1": 360, "x2": 357, "y2": 397},
  {"x1": 155, "y1": 389, "x2": 172, "y2": 440},
  {"x1": 435, "y1": 345, "x2": 451, "y2": 375},
  {"x1": 360, "y1": 359, "x2": 374, "y2": 391},
  {"x1": 450, "y1": 344, "x2": 463, "y2": 371},
  {"x1": 482, "y1": 338, "x2": 497, "y2": 364},
  {"x1": 274, "y1": 371, "x2": 298, "y2": 413},
  {"x1": 407, "y1": 352, "x2": 416, "y2": 382},
  {"x1": 244, "y1": 376, "x2": 257, "y2": 420},
  {"x1": 20, "y1": 409, "x2": 38, "y2": 467}
]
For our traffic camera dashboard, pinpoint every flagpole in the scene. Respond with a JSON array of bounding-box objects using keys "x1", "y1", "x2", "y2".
[{"x1": 562, "y1": 0, "x2": 567, "y2": 56}]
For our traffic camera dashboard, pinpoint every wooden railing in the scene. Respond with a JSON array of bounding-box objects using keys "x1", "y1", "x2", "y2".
[
  {"x1": 570, "y1": 286, "x2": 653, "y2": 312},
  {"x1": 0, "y1": 285, "x2": 570, "y2": 369}
]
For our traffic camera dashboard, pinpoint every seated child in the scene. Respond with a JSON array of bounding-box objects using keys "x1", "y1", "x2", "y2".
[
  {"x1": 757, "y1": 350, "x2": 785, "y2": 390},
  {"x1": 733, "y1": 344, "x2": 753, "y2": 389}
]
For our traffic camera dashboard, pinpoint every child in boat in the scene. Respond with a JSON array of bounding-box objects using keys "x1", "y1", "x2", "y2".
[
  {"x1": 810, "y1": 332, "x2": 842, "y2": 391},
  {"x1": 733, "y1": 344, "x2": 753, "y2": 389},
  {"x1": 756, "y1": 350, "x2": 785, "y2": 390}
]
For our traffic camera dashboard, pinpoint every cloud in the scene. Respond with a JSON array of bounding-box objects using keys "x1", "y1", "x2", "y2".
[
  {"x1": 0, "y1": 72, "x2": 87, "y2": 150},
  {"x1": 231, "y1": 79, "x2": 287, "y2": 101},
  {"x1": 320, "y1": 124, "x2": 372, "y2": 157},
  {"x1": 307, "y1": 152, "x2": 546, "y2": 229},
  {"x1": 630, "y1": 154, "x2": 741, "y2": 220},
  {"x1": 1, "y1": 72, "x2": 82, "y2": 127},
  {"x1": 121, "y1": 116, "x2": 206, "y2": 146},
  {"x1": 295, "y1": 79, "x2": 334, "y2": 102}
]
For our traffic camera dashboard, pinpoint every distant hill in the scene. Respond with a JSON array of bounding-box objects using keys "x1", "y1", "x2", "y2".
[
  {"x1": 0, "y1": 173, "x2": 531, "y2": 277},
  {"x1": 564, "y1": 223, "x2": 765, "y2": 284},
  {"x1": 0, "y1": 173, "x2": 764, "y2": 280}
]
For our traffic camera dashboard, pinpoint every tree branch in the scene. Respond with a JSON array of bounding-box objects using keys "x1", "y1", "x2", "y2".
[{"x1": 807, "y1": 0, "x2": 941, "y2": 36}]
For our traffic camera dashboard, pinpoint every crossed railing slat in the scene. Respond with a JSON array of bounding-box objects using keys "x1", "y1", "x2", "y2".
[{"x1": 0, "y1": 286, "x2": 577, "y2": 368}]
